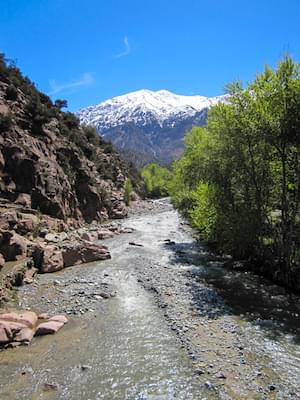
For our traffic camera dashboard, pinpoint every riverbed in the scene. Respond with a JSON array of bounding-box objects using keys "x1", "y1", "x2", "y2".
[{"x1": 0, "y1": 199, "x2": 299, "y2": 399}]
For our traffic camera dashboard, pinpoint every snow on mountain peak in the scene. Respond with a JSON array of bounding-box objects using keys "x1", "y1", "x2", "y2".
[{"x1": 78, "y1": 89, "x2": 225, "y2": 129}]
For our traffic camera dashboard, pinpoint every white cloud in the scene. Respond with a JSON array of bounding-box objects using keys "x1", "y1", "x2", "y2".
[
  {"x1": 48, "y1": 72, "x2": 95, "y2": 95},
  {"x1": 115, "y1": 36, "x2": 131, "y2": 58}
]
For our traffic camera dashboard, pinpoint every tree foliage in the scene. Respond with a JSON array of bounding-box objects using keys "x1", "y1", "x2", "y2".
[
  {"x1": 141, "y1": 163, "x2": 172, "y2": 198},
  {"x1": 124, "y1": 178, "x2": 133, "y2": 205},
  {"x1": 170, "y1": 56, "x2": 300, "y2": 285}
]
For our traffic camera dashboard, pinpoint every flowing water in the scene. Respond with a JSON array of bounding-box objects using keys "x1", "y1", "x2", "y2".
[{"x1": 0, "y1": 199, "x2": 300, "y2": 399}]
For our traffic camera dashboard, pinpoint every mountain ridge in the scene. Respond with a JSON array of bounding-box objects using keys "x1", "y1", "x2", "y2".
[{"x1": 78, "y1": 89, "x2": 226, "y2": 166}]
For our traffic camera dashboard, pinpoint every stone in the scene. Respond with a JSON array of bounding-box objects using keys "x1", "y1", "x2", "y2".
[
  {"x1": 43, "y1": 383, "x2": 58, "y2": 391},
  {"x1": 23, "y1": 267, "x2": 38, "y2": 284},
  {"x1": 0, "y1": 311, "x2": 38, "y2": 329},
  {"x1": 81, "y1": 231, "x2": 98, "y2": 242},
  {"x1": 0, "y1": 253, "x2": 4, "y2": 269},
  {"x1": 17, "y1": 213, "x2": 39, "y2": 235},
  {"x1": 0, "y1": 210, "x2": 18, "y2": 231},
  {"x1": 5, "y1": 341, "x2": 21, "y2": 348},
  {"x1": 62, "y1": 242, "x2": 111, "y2": 267},
  {"x1": 0, "y1": 322, "x2": 12, "y2": 343},
  {"x1": 49, "y1": 315, "x2": 68, "y2": 324},
  {"x1": 81, "y1": 243, "x2": 111, "y2": 263},
  {"x1": 128, "y1": 242, "x2": 144, "y2": 247},
  {"x1": 0, "y1": 231, "x2": 28, "y2": 261},
  {"x1": 44, "y1": 233, "x2": 59, "y2": 243},
  {"x1": 119, "y1": 227, "x2": 134, "y2": 234},
  {"x1": 15, "y1": 327, "x2": 35, "y2": 344},
  {"x1": 38, "y1": 313, "x2": 49, "y2": 320},
  {"x1": 15, "y1": 193, "x2": 32, "y2": 208},
  {"x1": 33, "y1": 243, "x2": 64, "y2": 273},
  {"x1": 97, "y1": 230, "x2": 114, "y2": 240},
  {"x1": 81, "y1": 364, "x2": 92, "y2": 371},
  {"x1": 216, "y1": 372, "x2": 227, "y2": 379},
  {"x1": 35, "y1": 321, "x2": 64, "y2": 335}
]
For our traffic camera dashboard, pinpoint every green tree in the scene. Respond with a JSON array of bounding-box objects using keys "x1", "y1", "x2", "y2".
[
  {"x1": 141, "y1": 163, "x2": 172, "y2": 198},
  {"x1": 170, "y1": 56, "x2": 300, "y2": 285}
]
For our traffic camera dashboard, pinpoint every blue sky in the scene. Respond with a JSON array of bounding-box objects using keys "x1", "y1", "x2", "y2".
[{"x1": 1, "y1": 0, "x2": 300, "y2": 111}]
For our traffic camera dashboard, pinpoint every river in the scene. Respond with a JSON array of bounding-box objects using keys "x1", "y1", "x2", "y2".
[{"x1": 0, "y1": 199, "x2": 299, "y2": 399}]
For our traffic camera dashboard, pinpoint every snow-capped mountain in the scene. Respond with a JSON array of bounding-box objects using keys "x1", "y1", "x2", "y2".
[{"x1": 78, "y1": 89, "x2": 225, "y2": 166}]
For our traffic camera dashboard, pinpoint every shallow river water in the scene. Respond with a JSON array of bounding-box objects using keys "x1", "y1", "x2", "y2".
[{"x1": 0, "y1": 199, "x2": 300, "y2": 399}]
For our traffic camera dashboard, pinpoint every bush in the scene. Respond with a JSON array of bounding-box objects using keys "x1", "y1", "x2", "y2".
[
  {"x1": 124, "y1": 178, "x2": 133, "y2": 205},
  {"x1": 5, "y1": 84, "x2": 18, "y2": 100},
  {"x1": 0, "y1": 113, "x2": 12, "y2": 133}
]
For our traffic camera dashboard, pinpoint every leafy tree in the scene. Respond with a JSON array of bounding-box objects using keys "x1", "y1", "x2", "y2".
[
  {"x1": 170, "y1": 56, "x2": 300, "y2": 285},
  {"x1": 54, "y1": 99, "x2": 68, "y2": 110},
  {"x1": 142, "y1": 163, "x2": 172, "y2": 198}
]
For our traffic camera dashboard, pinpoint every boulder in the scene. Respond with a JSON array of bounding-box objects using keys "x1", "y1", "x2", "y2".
[
  {"x1": 17, "y1": 213, "x2": 39, "y2": 235},
  {"x1": 49, "y1": 315, "x2": 68, "y2": 324},
  {"x1": 0, "y1": 311, "x2": 38, "y2": 329},
  {"x1": 23, "y1": 267, "x2": 38, "y2": 284},
  {"x1": 0, "y1": 326, "x2": 10, "y2": 344},
  {"x1": 0, "y1": 211, "x2": 18, "y2": 231},
  {"x1": 62, "y1": 242, "x2": 111, "y2": 267},
  {"x1": 97, "y1": 230, "x2": 114, "y2": 240},
  {"x1": 81, "y1": 242, "x2": 111, "y2": 263},
  {"x1": 33, "y1": 243, "x2": 64, "y2": 273},
  {"x1": 0, "y1": 231, "x2": 27, "y2": 261},
  {"x1": 14, "y1": 327, "x2": 35, "y2": 344},
  {"x1": 35, "y1": 321, "x2": 64, "y2": 335},
  {"x1": 15, "y1": 193, "x2": 32, "y2": 208},
  {"x1": 0, "y1": 321, "x2": 13, "y2": 343},
  {"x1": 81, "y1": 231, "x2": 98, "y2": 242},
  {"x1": 45, "y1": 232, "x2": 69, "y2": 243}
]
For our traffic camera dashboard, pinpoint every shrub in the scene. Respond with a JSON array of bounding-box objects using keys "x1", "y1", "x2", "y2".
[
  {"x1": 5, "y1": 84, "x2": 18, "y2": 100},
  {"x1": 124, "y1": 178, "x2": 133, "y2": 205},
  {"x1": 0, "y1": 113, "x2": 12, "y2": 133}
]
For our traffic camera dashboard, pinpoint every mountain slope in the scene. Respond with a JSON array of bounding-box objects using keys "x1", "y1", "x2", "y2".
[
  {"x1": 78, "y1": 89, "x2": 226, "y2": 166},
  {"x1": 0, "y1": 54, "x2": 141, "y2": 225}
]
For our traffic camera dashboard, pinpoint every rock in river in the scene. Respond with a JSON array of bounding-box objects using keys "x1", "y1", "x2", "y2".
[{"x1": 35, "y1": 321, "x2": 65, "y2": 335}]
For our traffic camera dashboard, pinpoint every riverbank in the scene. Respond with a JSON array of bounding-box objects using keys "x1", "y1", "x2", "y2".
[{"x1": 0, "y1": 199, "x2": 299, "y2": 399}]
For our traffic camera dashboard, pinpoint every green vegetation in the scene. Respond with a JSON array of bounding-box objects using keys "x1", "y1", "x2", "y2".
[
  {"x1": 141, "y1": 163, "x2": 172, "y2": 198},
  {"x1": 170, "y1": 56, "x2": 300, "y2": 286},
  {"x1": 124, "y1": 178, "x2": 133, "y2": 205},
  {"x1": 0, "y1": 113, "x2": 12, "y2": 133}
]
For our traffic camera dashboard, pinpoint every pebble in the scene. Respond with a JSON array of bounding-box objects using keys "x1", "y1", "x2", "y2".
[
  {"x1": 81, "y1": 365, "x2": 92, "y2": 371},
  {"x1": 203, "y1": 381, "x2": 215, "y2": 390}
]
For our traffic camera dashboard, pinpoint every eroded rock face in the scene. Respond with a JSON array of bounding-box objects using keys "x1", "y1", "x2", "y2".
[{"x1": 0, "y1": 78, "x2": 134, "y2": 226}]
